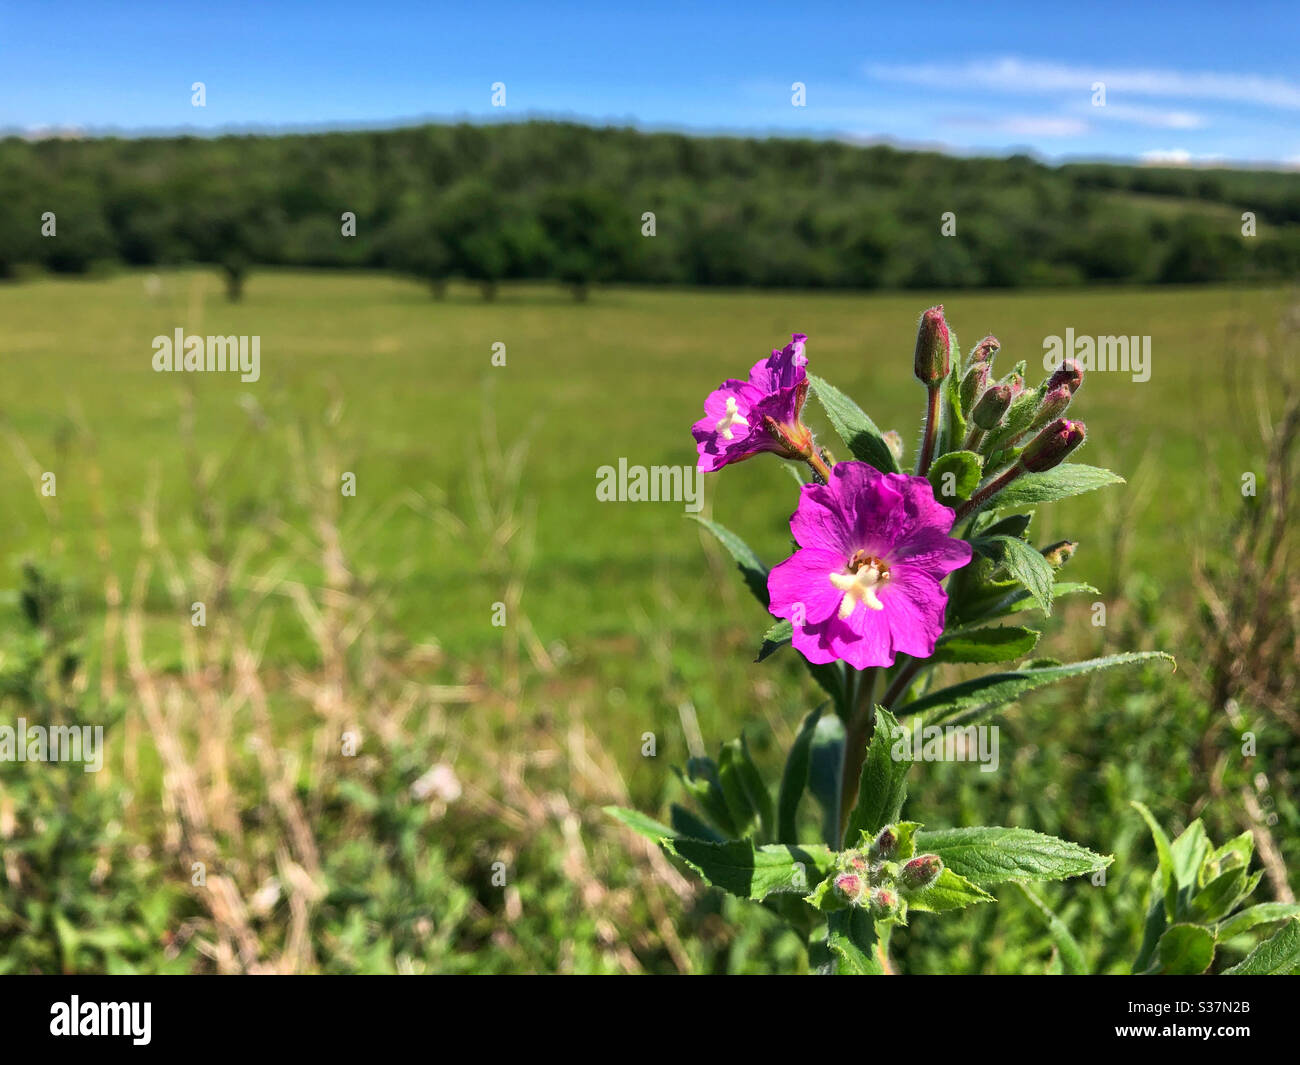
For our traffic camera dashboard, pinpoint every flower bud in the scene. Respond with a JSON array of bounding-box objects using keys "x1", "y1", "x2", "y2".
[
  {"x1": 871, "y1": 826, "x2": 898, "y2": 860},
  {"x1": 1047, "y1": 357, "x2": 1084, "y2": 395},
  {"x1": 1020, "y1": 418, "x2": 1086, "y2": 473},
  {"x1": 882, "y1": 430, "x2": 905, "y2": 465},
  {"x1": 1030, "y1": 384, "x2": 1073, "y2": 430},
  {"x1": 959, "y1": 361, "x2": 989, "y2": 416},
  {"x1": 899, "y1": 854, "x2": 943, "y2": 892},
  {"x1": 868, "y1": 887, "x2": 901, "y2": 918},
  {"x1": 1041, "y1": 540, "x2": 1077, "y2": 568},
  {"x1": 913, "y1": 305, "x2": 950, "y2": 385},
  {"x1": 1001, "y1": 371, "x2": 1025, "y2": 398},
  {"x1": 971, "y1": 383, "x2": 1012, "y2": 430},
  {"x1": 833, "y1": 873, "x2": 865, "y2": 904},
  {"x1": 970, "y1": 335, "x2": 1000, "y2": 365}
]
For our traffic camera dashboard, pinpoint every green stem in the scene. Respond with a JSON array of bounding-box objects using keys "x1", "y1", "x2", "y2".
[
  {"x1": 837, "y1": 667, "x2": 879, "y2": 842},
  {"x1": 916, "y1": 385, "x2": 942, "y2": 477},
  {"x1": 953, "y1": 461, "x2": 1024, "y2": 523}
]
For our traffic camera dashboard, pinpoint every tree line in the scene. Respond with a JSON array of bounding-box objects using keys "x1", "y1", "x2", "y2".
[{"x1": 1, "y1": 120, "x2": 1297, "y2": 298}]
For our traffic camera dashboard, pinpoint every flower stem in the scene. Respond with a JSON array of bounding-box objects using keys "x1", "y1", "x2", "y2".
[
  {"x1": 881, "y1": 656, "x2": 925, "y2": 710},
  {"x1": 807, "y1": 447, "x2": 833, "y2": 482},
  {"x1": 953, "y1": 461, "x2": 1024, "y2": 523},
  {"x1": 838, "y1": 667, "x2": 879, "y2": 842},
  {"x1": 916, "y1": 385, "x2": 941, "y2": 477}
]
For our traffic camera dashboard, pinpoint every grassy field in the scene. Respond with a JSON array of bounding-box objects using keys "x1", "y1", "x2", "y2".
[
  {"x1": 1, "y1": 270, "x2": 1296, "y2": 973},
  {"x1": 3, "y1": 270, "x2": 1293, "y2": 652}
]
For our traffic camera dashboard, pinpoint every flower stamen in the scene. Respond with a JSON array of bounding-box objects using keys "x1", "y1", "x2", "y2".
[
  {"x1": 714, "y1": 396, "x2": 749, "y2": 440},
  {"x1": 830, "y1": 552, "x2": 890, "y2": 618}
]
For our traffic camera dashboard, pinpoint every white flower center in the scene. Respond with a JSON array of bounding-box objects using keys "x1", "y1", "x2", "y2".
[
  {"x1": 829, "y1": 553, "x2": 890, "y2": 619},
  {"x1": 714, "y1": 396, "x2": 749, "y2": 440}
]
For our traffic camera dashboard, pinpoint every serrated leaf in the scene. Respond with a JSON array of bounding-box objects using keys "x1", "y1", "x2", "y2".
[
  {"x1": 808, "y1": 374, "x2": 900, "y2": 473},
  {"x1": 1150, "y1": 923, "x2": 1216, "y2": 975},
  {"x1": 777, "y1": 704, "x2": 825, "y2": 844},
  {"x1": 915, "y1": 826, "x2": 1111, "y2": 885},
  {"x1": 1217, "y1": 903, "x2": 1300, "y2": 940},
  {"x1": 756, "y1": 619, "x2": 792, "y2": 661},
  {"x1": 1224, "y1": 918, "x2": 1300, "y2": 975},
  {"x1": 669, "y1": 803, "x2": 724, "y2": 842},
  {"x1": 974, "y1": 464, "x2": 1125, "y2": 514},
  {"x1": 1191, "y1": 866, "x2": 1249, "y2": 924},
  {"x1": 821, "y1": 908, "x2": 885, "y2": 974},
  {"x1": 662, "y1": 838, "x2": 836, "y2": 901},
  {"x1": 974, "y1": 534, "x2": 1056, "y2": 614},
  {"x1": 903, "y1": 652, "x2": 1175, "y2": 724},
  {"x1": 687, "y1": 514, "x2": 768, "y2": 606},
  {"x1": 906, "y1": 868, "x2": 995, "y2": 912},
  {"x1": 998, "y1": 582, "x2": 1099, "y2": 618},
  {"x1": 845, "y1": 707, "x2": 909, "y2": 842},
  {"x1": 1017, "y1": 883, "x2": 1088, "y2": 975},
  {"x1": 932, "y1": 625, "x2": 1040, "y2": 664},
  {"x1": 928, "y1": 450, "x2": 982, "y2": 504}
]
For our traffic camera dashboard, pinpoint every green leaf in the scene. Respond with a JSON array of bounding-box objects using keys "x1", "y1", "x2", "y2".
[
  {"x1": 1170, "y1": 819, "x2": 1211, "y2": 899},
  {"x1": 915, "y1": 826, "x2": 1111, "y2": 885},
  {"x1": 756, "y1": 619, "x2": 792, "y2": 661},
  {"x1": 1217, "y1": 903, "x2": 1300, "y2": 941},
  {"x1": 1224, "y1": 918, "x2": 1300, "y2": 975},
  {"x1": 845, "y1": 707, "x2": 909, "y2": 842},
  {"x1": 973, "y1": 534, "x2": 1056, "y2": 614},
  {"x1": 1191, "y1": 866, "x2": 1249, "y2": 924},
  {"x1": 903, "y1": 652, "x2": 1175, "y2": 724},
  {"x1": 807, "y1": 714, "x2": 847, "y2": 847},
  {"x1": 932, "y1": 625, "x2": 1040, "y2": 664},
  {"x1": 1132, "y1": 800, "x2": 1178, "y2": 920},
  {"x1": 1016, "y1": 883, "x2": 1088, "y2": 975},
  {"x1": 821, "y1": 908, "x2": 885, "y2": 974},
  {"x1": 677, "y1": 757, "x2": 738, "y2": 838},
  {"x1": 687, "y1": 514, "x2": 768, "y2": 606},
  {"x1": 718, "y1": 738, "x2": 773, "y2": 840},
  {"x1": 603, "y1": 805, "x2": 676, "y2": 842},
  {"x1": 777, "y1": 704, "x2": 825, "y2": 844},
  {"x1": 662, "y1": 838, "x2": 836, "y2": 901},
  {"x1": 669, "y1": 804, "x2": 724, "y2": 842},
  {"x1": 1150, "y1": 924, "x2": 1216, "y2": 975},
  {"x1": 975, "y1": 464, "x2": 1125, "y2": 514},
  {"x1": 998, "y1": 582, "x2": 1099, "y2": 618},
  {"x1": 906, "y1": 868, "x2": 996, "y2": 913},
  {"x1": 808, "y1": 374, "x2": 900, "y2": 473},
  {"x1": 928, "y1": 450, "x2": 982, "y2": 504}
]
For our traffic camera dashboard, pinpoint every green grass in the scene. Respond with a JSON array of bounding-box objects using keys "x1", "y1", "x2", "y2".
[{"x1": 2, "y1": 268, "x2": 1291, "y2": 672}]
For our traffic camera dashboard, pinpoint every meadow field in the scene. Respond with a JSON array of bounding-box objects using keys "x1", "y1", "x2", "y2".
[{"x1": 1, "y1": 269, "x2": 1296, "y2": 973}]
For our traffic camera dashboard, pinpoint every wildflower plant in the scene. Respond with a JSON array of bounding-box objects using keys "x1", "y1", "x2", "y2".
[{"x1": 609, "y1": 306, "x2": 1183, "y2": 974}]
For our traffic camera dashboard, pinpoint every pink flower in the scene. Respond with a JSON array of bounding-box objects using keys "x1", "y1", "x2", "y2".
[
  {"x1": 692, "y1": 334, "x2": 810, "y2": 472},
  {"x1": 767, "y1": 462, "x2": 972, "y2": 669}
]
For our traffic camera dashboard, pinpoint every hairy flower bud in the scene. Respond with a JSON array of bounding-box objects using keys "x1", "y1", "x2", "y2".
[
  {"x1": 871, "y1": 826, "x2": 898, "y2": 860},
  {"x1": 899, "y1": 854, "x2": 943, "y2": 892},
  {"x1": 868, "y1": 887, "x2": 900, "y2": 918},
  {"x1": 970, "y1": 335, "x2": 1000, "y2": 365},
  {"x1": 971, "y1": 382, "x2": 1012, "y2": 430},
  {"x1": 959, "y1": 361, "x2": 989, "y2": 416},
  {"x1": 833, "y1": 873, "x2": 865, "y2": 903},
  {"x1": 1047, "y1": 357, "x2": 1084, "y2": 395},
  {"x1": 1020, "y1": 418, "x2": 1086, "y2": 473},
  {"x1": 1041, "y1": 540, "x2": 1077, "y2": 568},
  {"x1": 1030, "y1": 384, "x2": 1074, "y2": 429},
  {"x1": 913, "y1": 305, "x2": 950, "y2": 385},
  {"x1": 1001, "y1": 371, "x2": 1025, "y2": 398}
]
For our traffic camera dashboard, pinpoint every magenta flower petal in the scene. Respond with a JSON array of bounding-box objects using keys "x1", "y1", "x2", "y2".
[
  {"x1": 768, "y1": 546, "x2": 851, "y2": 626},
  {"x1": 766, "y1": 461, "x2": 973, "y2": 668},
  {"x1": 693, "y1": 333, "x2": 810, "y2": 471}
]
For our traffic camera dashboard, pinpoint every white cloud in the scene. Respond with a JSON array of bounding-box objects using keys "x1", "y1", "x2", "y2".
[
  {"x1": 1090, "y1": 103, "x2": 1205, "y2": 129},
  {"x1": 945, "y1": 114, "x2": 1089, "y2": 137},
  {"x1": 867, "y1": 57, "x2": 1300, "y2": 110}
]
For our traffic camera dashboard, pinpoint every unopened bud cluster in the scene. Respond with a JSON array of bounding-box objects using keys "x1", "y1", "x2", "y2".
[{"x1": 813, "y1": 824, "x2": 945, "y2": 922}]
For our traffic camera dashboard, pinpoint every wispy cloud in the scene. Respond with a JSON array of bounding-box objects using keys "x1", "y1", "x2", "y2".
[
  {"x1": 1089, "y1": 103, "x2": 1205, "y2": 129},
  {"x1": 867, "y1": 57, "x2": 1300, "y2": 111},
  {"x1": 943, "y1": 114, "x2": 1089, "y2": 137}
]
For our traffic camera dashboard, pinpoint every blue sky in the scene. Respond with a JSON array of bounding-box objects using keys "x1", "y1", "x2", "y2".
[{"x1": 3, "y1": 1, "x2": 1298, "y2": 166}]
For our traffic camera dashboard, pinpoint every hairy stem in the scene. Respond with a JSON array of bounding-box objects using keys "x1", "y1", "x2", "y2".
[{"x1": 916, "y1": 385, "x2": 942, "y2": 477}]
